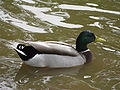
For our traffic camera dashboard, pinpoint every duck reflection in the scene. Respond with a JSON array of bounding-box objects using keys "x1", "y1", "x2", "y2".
[{"x1": 15, "y1": 64, "x2": 84, "y2": 84}]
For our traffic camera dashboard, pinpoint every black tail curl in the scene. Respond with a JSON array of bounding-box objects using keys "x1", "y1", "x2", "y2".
[{"x1": 16, "y1": 44, "x2": 42, "y2": 61}]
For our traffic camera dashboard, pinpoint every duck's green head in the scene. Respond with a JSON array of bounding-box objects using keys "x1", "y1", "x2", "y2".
[
  {"x1": 76, "y1": 30, "x2": 95, "y2": 45},
  {"x1": 76, "y1": 30, "x2": 105, "y2": 52}
]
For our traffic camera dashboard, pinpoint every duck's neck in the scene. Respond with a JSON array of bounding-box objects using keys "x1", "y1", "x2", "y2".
[
  {"x1": 76, "y1": 44, "x2": 88, "y2": 52},
  {"x1": 76, "y1": 42, "x2": 92, "y2": 63},
  {"x1": 76, "y1": 36, "x2": 88, "y2": 52}
]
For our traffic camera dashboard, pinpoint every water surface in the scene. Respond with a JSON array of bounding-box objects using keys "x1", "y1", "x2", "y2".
[{"x1": 0, "y1": 0, "x2": 120, "y2": 90}]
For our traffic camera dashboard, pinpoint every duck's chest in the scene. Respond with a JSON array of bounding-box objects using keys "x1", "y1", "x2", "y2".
[{"x1": 24, "y1": 54, "x2": 86, "y2": 68}]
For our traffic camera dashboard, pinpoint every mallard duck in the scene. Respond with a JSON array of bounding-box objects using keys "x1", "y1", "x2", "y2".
[{"x1": 14, "y1": 30, "x2": 104, "y2": 68}]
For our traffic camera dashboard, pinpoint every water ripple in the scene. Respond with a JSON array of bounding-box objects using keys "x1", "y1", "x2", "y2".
[
  {"x1": 58, "y1": 4, "x2": 120, "y2": 15},
  {"x1": 0, "y1": 10, "x2": 47, "y2": 33},
  {"x1": 19, "y1": 5, "x2": 83, "y2": 28},
  {"x1": 86, "y1": 3, "x2": 99, "y2": 7},
  {"x1": 15, "y1": 0, "x2": 36, "y2": 4},
  {"x1": 88, "y1": 22, "x2": 103, "y2": 29}
]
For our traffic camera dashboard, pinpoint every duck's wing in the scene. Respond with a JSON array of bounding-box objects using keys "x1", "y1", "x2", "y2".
[{"x1": 27, "y1": 41, "x2": 79, "y2": 56}]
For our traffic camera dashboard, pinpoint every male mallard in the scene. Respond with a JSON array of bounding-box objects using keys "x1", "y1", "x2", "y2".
[{"x1": 14, "y1": 30, "x2": 104, "y2": 68}]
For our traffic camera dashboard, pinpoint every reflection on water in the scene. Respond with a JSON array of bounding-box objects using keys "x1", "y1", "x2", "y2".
[
  {"x1": 89, "y1": 16, "x2": 109, "y2": 21},
  {"x1": 88, "y1": 22, "x2": 103, "y2": 29},
  {"x1": 15, "y1": 64, "x2": 98, "y2": 90},
  {"x1": 86, "y1": 3, "x2": 99, "y2": 7},
  {"x1": 0, "y1": 10, "x2": 46, "y2": 33},
  {"x1": 17, "y1": 0, "x2": 36, "y2": 4},
  {"x1": 58, "y1": 4, "x2": 120, "y2": 15},
  {"x1": 0, "y1": 0, "x2": 120, "y2": 90},
  {"x1": 19, "y1": 5, "x2": 83, "y2": 28}
]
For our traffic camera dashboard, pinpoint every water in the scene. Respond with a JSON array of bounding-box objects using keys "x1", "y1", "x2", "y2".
[{"x1": 0, "y1": 0, "x2": 120, "y2": 90}]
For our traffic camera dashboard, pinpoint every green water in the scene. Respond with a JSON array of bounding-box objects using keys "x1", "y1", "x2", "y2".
[{"x1": 0, "y1": 0, "x2": 120, "y2": 90}]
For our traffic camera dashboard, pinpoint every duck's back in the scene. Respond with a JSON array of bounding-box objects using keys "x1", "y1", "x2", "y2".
[{"x1": 27, "y1": 41, "x2": 79, "y2": 56}]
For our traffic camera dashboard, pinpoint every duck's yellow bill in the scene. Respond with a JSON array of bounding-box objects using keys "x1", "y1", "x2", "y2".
[{"x1": 95, "y1": 36, "x2": 106, "y2": 42}]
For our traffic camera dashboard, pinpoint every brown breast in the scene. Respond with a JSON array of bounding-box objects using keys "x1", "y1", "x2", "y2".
[{"x1": 80, "y1": 51, "x2": 92, "y2": 63}]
